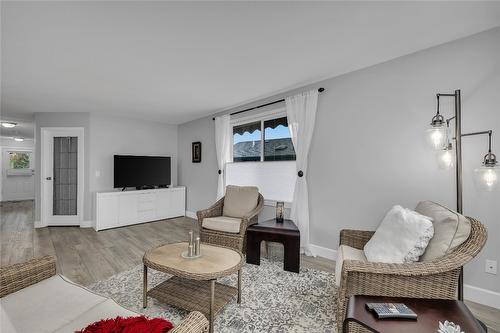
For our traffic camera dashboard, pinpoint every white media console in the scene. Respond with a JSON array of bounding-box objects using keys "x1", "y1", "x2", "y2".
[{"x1": 94, "y1": 186, "x2": 186, "y2": 231}]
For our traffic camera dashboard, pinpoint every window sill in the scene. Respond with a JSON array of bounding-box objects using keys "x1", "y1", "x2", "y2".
[
  {"x1": 6, "y1": 169, "x2": 34, "y2": 176},
  {"x1": 264, "y1": 199, "x2": 292, "y2": 209}
]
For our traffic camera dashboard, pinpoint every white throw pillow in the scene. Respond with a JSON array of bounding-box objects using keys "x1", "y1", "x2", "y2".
[{"x1": 364, "y1": 205, "x2": 434, "y2": 263}]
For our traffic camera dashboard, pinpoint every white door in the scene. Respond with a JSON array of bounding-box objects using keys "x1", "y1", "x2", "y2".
[
  {"x1": 1, "y1": 148, "x2": 35, "y2": 201},
  {"x1": 41, "y1": 127, "x2": 84, "y2": 226}
]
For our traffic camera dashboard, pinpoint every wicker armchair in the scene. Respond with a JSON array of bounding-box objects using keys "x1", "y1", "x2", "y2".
[
  {"x1": 197, "y1": 193, "x2": 264, "y2": 252},
  {"x1": 336, "y1": 217, "x2": 487, "y2": 333},
  {"x1": 0, "y1": 256, "x2": 209, "y2": 333}
]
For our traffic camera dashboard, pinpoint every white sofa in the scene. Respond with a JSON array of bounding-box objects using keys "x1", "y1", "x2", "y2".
[{"x1": 0, "y1": 256, "x2": 208, "y2": 333}]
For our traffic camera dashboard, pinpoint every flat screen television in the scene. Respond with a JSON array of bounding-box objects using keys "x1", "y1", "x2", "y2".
[{"x1": 114, "y1": 155, "x2": 171, "y2": 189}]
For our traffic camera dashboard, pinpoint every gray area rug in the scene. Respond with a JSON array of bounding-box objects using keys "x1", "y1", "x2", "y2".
[{"x1": 89, "y1": 258, "x2": 337, "y2": 332}]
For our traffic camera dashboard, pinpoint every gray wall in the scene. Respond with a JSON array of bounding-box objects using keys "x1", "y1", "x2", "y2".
[
  {"x1": 34, "y1": 112, "x2": 178, "y2": 222},
  {"x1": 89, "y1": 113, "x2": 178, "y2": 191},
  {"x1": 34, "y1": 112, "x2": 91, "y2": 221},
  {"x1": 177, "y1": 27, "x2": 500, "y2": 293},
  {"x1": 178, "y1": 116, "x2": 217, "y2": 212}
]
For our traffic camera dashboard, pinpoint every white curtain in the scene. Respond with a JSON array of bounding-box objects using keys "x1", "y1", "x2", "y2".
[
  {"x1": 214, "y1": 114, "x2": 232, "y2": 199},
  {"x1": 285, "y1": 89, "x2": 319, "y2": 256}
]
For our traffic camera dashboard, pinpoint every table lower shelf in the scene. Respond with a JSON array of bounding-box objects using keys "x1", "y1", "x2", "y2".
[{"x1": 147, "y1": 276, "x2": 238, "y2": 317}]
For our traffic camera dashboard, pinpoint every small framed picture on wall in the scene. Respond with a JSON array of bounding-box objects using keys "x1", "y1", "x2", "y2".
[{"x1": 192, "y1": 141, "x2": 202, "y2": 163}]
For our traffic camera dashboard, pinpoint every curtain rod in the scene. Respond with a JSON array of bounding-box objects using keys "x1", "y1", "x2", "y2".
[{"x1": 212, "y1": 87, "x2": 325, "y2": 121}]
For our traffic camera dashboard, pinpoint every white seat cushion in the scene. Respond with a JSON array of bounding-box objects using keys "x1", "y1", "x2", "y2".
[
  {"x1": 202, "y1": 216, "x2": 242, "y2": 233},
  {"x1": 222, "y1": 185, "x2": 259, "y2": 218},
  {"x1": 54, "y1": 299, "x2": 137, "y2": 333},
  {"x1": 1, "y1": 275, "x2": 107, "y2": 333},
  {"x1": 0, "y1": 302, "x2": 16, "y2": 333},
  {"x1": 416, "y1": 201, "x2": 471, "y2": 261},
  {"x1": 335, "y1": 245, "x2": 367, "y2": 287},
  {"x1": 364, "y1": 205, "x2": 434, "y2": 264}
]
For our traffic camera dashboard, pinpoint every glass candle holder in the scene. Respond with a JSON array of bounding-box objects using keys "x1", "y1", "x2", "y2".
[
  {"x1": 188, "y1": 230, "x2": 194, "y2": 247},
  {"x1": 276, "y1": 201, "x2": 284, "y2": 222},
  {"x1": 195, "y1": 237, "x2": 201, "y2": 256}
]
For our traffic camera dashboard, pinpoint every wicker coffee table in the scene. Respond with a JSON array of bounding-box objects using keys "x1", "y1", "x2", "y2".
[{"x1": 143, "y1": 242, "x2": 243, "y2": 333}]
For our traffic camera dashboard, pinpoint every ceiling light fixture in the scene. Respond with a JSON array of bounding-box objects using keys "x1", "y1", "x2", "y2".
[
  {"x1": 1, "y1": 122, "x2": 17, "y2": 128},
  {"x1": 13, "y1": 137, "x2": 24, "y2": 142}
]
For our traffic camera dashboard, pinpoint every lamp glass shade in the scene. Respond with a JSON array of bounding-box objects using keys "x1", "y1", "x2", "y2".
[
  {"x1": 426, "y1": 125, "x2": 447, "y2": 150},
  {"x1": 436, "y1": 147, "x2": 454, "y2": 170},
  {"x1": 473, "y1": 165, "x2": 500, "y2": 191}
]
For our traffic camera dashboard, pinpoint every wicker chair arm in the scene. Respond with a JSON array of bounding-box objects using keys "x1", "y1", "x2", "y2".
[
  {"x1": 339, "y1": 229, "x2": 375, "y2": 249},
  {"x1": 240, "y1": 193, "x2": 264, "y2": 233},
  {"x1": 171, "y1": 311, "x2": 209, "y2": 333},
  {"x1": 342, "y1": 256, "x2": 464, "y2": 277},
  {"x1": 196, "y1": 197, "x2": 225, "y2": 228},
  {"x1": 336, "y1": 267, "x2": 459, "y2": 332},
  {"x1": 0, "y1": 255, "x2": 57, "y2": 298}
]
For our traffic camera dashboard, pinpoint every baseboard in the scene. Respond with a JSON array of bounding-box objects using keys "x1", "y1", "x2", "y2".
[
  {"x1": 34, "y1": 220, "x2": 47, "y2": 228},
  {"x1": 80, "y1": 220, "x2": 94, "y2": 228},
  {"x1": 186, "y1": 211, "x2": 197, "y2": 219},
  {"x1": 308, "y1": 245, "x2": 499, "y2": 309},
  {"x1": 464, "y1": 284, "x2": 500, "y2": 309},
  {"x1": 310, "y1": 244, "x2": 337, "y2": 260}
]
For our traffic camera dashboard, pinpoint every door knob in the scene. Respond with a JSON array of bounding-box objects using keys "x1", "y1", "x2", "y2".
[{"x1": 46, "y1": 177, "x2": 52, "y2": 180}]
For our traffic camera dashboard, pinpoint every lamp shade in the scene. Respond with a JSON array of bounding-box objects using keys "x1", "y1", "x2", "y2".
[
  {"x1": 436, "y1": 145, "x2": 454, "y2": 170},
  {"x1": 474, "y1": 165, "x2": 499, "y2": 191},
  {"x1": 426, "y1": 125, "x2": 447, "y2": 150}
]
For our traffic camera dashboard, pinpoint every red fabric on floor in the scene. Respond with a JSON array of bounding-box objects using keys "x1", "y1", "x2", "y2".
[{"x1": 76, "y1": 315, "x2": 174, "y2": 333}]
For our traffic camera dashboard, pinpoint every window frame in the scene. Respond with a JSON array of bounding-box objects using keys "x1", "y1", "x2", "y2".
[{"x1": 231, "y1": 107, "x2": 294, "y2": 162}]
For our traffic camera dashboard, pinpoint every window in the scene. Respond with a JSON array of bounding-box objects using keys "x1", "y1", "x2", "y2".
[
  {"x1": 227, "y1": 110, "x2": 296, "y2": 203},
  {"x1": 232, "y1": 115, "x2": 295, "y2": 162},
  {"x1": 233, "y1": 121, "x2": 261, "y2": 162},
  {"x1": 264, "y1": 117, "x2": 295, "y2": 161},
  {"x1": 9, "y1": 151, "x2": 31, "y2": 169},
  {"x1": 226, "y1": 161, "x2": 296, "y2": 202}
]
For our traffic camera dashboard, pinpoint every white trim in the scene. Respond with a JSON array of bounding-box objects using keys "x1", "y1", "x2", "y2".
[
  {"x1": 310, "y1": 244, "x2": 337, "y2": 261},
  {"x1": 80, "y1": 220, "x2": 94, "y2": 228},
  {"x1": 464, "y1": 284, "x2": 500, "y2": 309},
  {"x1": 263, "y1": 199, "x2": 292, "y2": 209},
  {"x1": 34, "y1": 220, "x2": 48, "y2": 228},
  {"x1": 186, "y1": 211, "x2": 197, "y2": 219}
]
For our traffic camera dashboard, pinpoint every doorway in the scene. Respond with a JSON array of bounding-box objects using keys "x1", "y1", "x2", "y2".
[
  {"x1": 1, "y1": 148, "x2": 35, "y2": 201},
  {"x1": 41, "y1": 127, "x2": 84, "y2": 226}
]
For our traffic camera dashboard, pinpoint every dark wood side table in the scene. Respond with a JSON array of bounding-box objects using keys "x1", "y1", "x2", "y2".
[
  {"x1": 343, "y1": 295, "x2": 486, "y2": 333},
  {"x1": 246, "y1": 219, "x2": 300, "y2": 273}
]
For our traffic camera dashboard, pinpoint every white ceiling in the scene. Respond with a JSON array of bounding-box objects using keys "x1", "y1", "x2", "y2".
[
  {"x1": 2, "y1": 1, "x2": 500, "y2": 124},
  {"x1": 0, "y1": 117, "x2": 35, "y2": 140}
]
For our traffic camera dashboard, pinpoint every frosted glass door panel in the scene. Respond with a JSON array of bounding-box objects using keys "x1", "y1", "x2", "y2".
[{"x1": 53, "y1": 136, "x2": 78, "y2": 215}]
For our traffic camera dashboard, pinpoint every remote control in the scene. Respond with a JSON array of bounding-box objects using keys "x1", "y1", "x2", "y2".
[{"x1": 365, "y1": 303, "x2": 417, "y2": 320}]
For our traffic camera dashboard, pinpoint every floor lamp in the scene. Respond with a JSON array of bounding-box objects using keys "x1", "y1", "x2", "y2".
[{"x1": 426, "y1": 89, "x2": 499, "y2": 302}]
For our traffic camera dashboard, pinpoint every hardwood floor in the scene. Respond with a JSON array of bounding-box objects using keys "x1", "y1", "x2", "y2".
[{"x1": 1, "y1": 200, "x2": 499, "y2": 332}]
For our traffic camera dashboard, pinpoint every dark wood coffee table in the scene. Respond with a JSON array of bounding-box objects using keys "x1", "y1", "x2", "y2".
[
  {"x1": 246, "y1": 219, "x2": 300, "y2": 273},
  {"x1": 343, "y1": 295, "x2": 486, "y2": 333}
]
